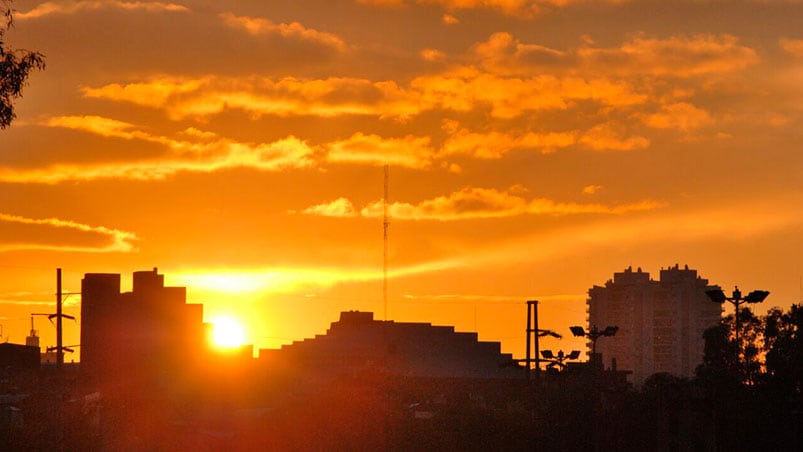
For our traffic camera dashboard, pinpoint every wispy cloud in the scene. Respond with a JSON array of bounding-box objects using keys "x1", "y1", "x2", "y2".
[
  {"x1": 640, "y1": 102, "x2": 713, "y2": 131},
  {"x1": 779, "y1": 38, "x2": 803, "y2": 58},
  {"x1": 9, "y1": 116, "x2": 442, "y2": 182},
  {"x1": 577, "y1": 33, "x2": 759, "y2": 77},
  {"x1": 473, "y1": 32, "x2": 568, "y2": 75},
  {"x1": 80, "y1": 68, "x2": 645, "y2": 121},
  {"x1": 81, "y1": 78, "x2": 205, "y2": 110},
  {"x1": 196, "y1": 194, "x2": 803, "y2": 298},
  {"x1": 220, "y1": 12, "x2": 348, "y2": 52},
  {"x1": 382, "y1": 193, "x2": 803, "y2": 278},
  {"x1": 578, "y1": 122, "x2": 650, "y2": 151},
  {"x1": 300, "y1": 186, "x2": 665, "y2": 221},
  {"x1": 0, "y1": 116, "x2": 316, "y2": 183},
  {"x1": 440, "y1": 122, "x2": 650, "y2": 157},
  {"x1": 16, "y1": 1, "x2": 189, "y2": 20},
  {"x1": 582, "y1": 184, "x2": 604, "y2": 195},
  {"x1": 442, "y1": 13, "x2": 460, "y2": 24},
  {"x1": 420, "y1": 48, "x2": 447, "y2": 62},
  {"x1": 300, "y1": 197, "x2": 359, "y2": 218},
  {"x1": 80, "y1": 31, "x2": 749, "y2": 129},
  {"x1": 11, "y1": 30, "x2": 766, "y2": 188},
  {"x1": 82, "y1": 76, "x2": 417, "y2": 120},
  {"x1": 0, "y1": 212, "x2": 137, "y2": 253},
  {"x1": 0, "y1": 291, "x2": 80, "y2": 307},
  {"x1": 357, "y1": 0, "x2": 625, "y2": 17},
  {"x1": 47, "y1": 115, "x2": 157, "y2": 141},
  {"x1": 474, "y1": 31, "x2": 759, "y2": 78},
  {"x1": 410, "y1": 68, "x2": 646, "y2": 119},
  {"x1": 326, "y1": 133, "x2": 435, "y2": 169},
  {"x1": 7, "y1": 110, "x2": 654, "y2": 184},
  {"x1": 441, "y1": 127, "x2": 577, "y2": 158}
]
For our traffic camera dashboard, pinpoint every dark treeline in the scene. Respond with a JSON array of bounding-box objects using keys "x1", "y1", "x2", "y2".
[{"x1": 531, "y1": 303, "x2": 803, "y2": 451}]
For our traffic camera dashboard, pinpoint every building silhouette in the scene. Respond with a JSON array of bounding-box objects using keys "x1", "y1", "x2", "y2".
[
  {"x1": 587, "y1": 265, "x2": 722, "y2": 385},
  {"x1": 0, "y1": 343, "x2": 39, "y2": 371},
  {"x1": 259, "y1": 311, "x2": 520, "y2": 379},
  {"x1": 80, "y1": 268, "x2": 206, "y2": 390}
]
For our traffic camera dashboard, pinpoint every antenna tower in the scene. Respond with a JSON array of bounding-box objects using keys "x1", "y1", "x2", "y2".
[{"x1": 383, "y1": 164, "x2": 389, "y2": 321}]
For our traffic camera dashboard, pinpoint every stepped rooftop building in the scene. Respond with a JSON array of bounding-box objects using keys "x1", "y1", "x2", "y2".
[
  {"x1": 259, "y1": 311, "x2": 521, "y2": 380},
  {"x1": 81, "y1": 268, "x2": 206, "y2": 389},
  {"x1": 587, "y1": 265, "x2": 722, "y2": 385}
]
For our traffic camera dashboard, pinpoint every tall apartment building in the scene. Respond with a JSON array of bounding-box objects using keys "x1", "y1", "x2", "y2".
[{"x1": 587, "y1": 265, "x2": 722, "y2": 385}]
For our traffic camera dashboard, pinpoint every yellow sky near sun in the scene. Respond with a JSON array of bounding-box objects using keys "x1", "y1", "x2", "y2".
[{"x1": 2, "y1": 0, "x2": 803, "y2": 361}]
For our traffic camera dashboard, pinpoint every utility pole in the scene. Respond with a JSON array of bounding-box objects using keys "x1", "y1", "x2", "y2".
[
  {"x1": 56, "y1": 268, "x2": 63, "y2": 367},
  {"x1": 525, "y1": 300, "x2": 561, "y2": 380},
  {"x1": 526, "y1": 301, "x2": 532, "y2": 378},
  {"x1": 48, "y1": 268, "x2": 76, "y2": 369},
  {"x1": 526, "y1": 300, "x2": 538, "y2": 378}
]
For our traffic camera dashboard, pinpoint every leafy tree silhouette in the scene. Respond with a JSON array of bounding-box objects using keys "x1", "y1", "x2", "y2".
[
  {"x1": 698, "y1": 307, "x2": 765, "y2": 385},
  {"x1": 695, "y1": 303, "x2": 803, "y2": 451},
  {"x1": 764, "y1": 304, "x2": 803, "y2": 393},
  {"x1": 1, "y1": 0, "x2": 44, "y2": 129},
  {"x1": 761, "y1": 304, "x2": 803, "y2": 449}
]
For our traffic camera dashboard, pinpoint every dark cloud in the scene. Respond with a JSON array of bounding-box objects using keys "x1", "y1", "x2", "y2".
[{"x1": 0, "y1": 212, "x2": 136, "y2": 252}]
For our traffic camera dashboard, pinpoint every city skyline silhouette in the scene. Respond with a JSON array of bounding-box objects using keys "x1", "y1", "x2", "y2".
[
  {"x1": 3, "y1": 0, "x2": 803, "y2": 364},
  {"x1": 1, "y1": 265, "x2": 798, "y2": 450},
  {"x1": 3, "y1": 1, "x2": 803, "y2": 363},
  {"x1": 3, "y1": 1, "x2": 803, "y2": 448}
]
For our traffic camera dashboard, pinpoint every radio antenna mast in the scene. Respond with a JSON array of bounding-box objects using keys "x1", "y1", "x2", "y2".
[{"x1": 383, "y1": 164, "x2": 389, "y2": 321}]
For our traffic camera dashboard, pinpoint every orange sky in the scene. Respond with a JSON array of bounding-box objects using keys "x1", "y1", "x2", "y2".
[{"x1": 2, "y1": 0, "x2": 802, "y2": 360}]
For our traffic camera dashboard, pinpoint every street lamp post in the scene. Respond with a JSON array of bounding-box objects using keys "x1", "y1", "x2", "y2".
[{"x1": 705, "y1": 286, "x2": 769, "y2": 361}]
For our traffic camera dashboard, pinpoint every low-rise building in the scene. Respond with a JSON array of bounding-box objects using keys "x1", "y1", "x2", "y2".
[{"x1": 259, "y1": 311, "x2": 520, "y2": 380}]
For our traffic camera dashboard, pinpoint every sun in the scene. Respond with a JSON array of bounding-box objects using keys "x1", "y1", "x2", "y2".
[{"x1": 209, "y1": 316, "x2": 246, "y2": 349}]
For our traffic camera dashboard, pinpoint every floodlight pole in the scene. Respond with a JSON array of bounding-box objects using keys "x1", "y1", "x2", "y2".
[
  {"x1": 584, "y1": 326, "x2": 609, "y2": 355},
  {"x1": 588, "y1": 326, "x2": 604, "y2": 355},
  {"x1": 539, "y1": 350, "x2": 581, "y2": 372},
  {"x1": 570, "y1": 325, "x2": 618, "y2": 361},
  {"x1": 732, "y1": 288, "x2": 744, "y2": 352},
  {"x1": 706, "y1": 286, "x2": 769, "y2": 363}
]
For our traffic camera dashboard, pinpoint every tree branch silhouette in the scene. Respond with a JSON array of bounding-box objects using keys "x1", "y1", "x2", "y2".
[{"x1": 1, "y1": 0, "x2": 45, "y2": 129}]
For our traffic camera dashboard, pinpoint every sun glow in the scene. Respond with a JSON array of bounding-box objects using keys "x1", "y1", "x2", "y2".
[{"x1": 210, "y1": 316, "x2": 247, "y2": 349}]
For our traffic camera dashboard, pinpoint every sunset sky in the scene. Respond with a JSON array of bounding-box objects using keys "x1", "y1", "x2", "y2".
[{"x1": 2, "y1": 0, "x2": 803, "y2": 360}]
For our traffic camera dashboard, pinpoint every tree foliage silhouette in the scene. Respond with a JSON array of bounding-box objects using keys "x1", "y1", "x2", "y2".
[
  {"x1": 698, "y1": 306, "x2": 768, "y2": 385},
  {"x1": 764, "y1": 305, "x2": 803, "y2": 396},
  {"x1": 693, "y1": 303, "x2": 803, "y2": 450},
  {"x1": 1, "y1": 0, "x2": 44, "y2": 129}
]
